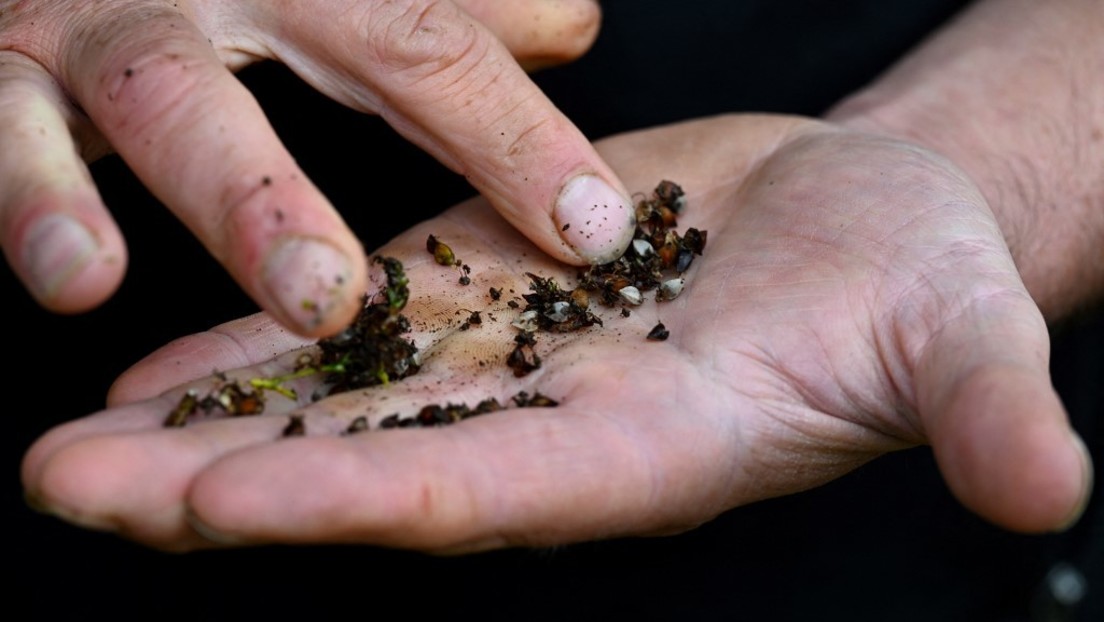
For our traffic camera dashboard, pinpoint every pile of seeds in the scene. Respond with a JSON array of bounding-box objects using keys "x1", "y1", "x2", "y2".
[
  {"x1": 577, "y1": 180, "x2": 706, "y2": 307},
  {"x1": 502, "y1": 180, "x2": 707, "y2": 371},
  {"x1": 315, "y1": 256, "x2": 421, "y2": 395}
]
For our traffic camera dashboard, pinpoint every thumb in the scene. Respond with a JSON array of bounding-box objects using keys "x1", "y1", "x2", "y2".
[
  {"x1": 454, "y1": 0, "x2": 602, "y2": 71},
  {"x1": 916, "y1": 292, "x2": 1093, "y2": 533},
  {"x1": 247, "y1": 0, "x2": 636, "y2": 265}
]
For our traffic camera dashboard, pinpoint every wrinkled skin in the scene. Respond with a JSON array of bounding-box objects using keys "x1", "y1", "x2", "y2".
[
  {"x1": 21, "y1": 115, "x2": 1091, "y2": 553},
  {"x1": 0, "y1": 0, "x2": 623, "y2": 338}
]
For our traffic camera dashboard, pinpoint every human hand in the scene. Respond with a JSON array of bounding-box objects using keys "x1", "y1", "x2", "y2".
[
  {"x1": 0, "y1": 0, "x2": 633, "y2": 337},
  {"x1": 22, "y1": 115, "x2": 1092, "y2": 552}
]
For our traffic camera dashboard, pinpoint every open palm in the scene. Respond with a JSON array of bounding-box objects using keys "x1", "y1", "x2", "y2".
[{"x1": 22, "y1": 115, "x2": 1089, "y2": 552}]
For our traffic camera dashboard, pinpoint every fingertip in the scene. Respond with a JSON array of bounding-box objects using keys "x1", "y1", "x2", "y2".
[
  {"x1": 18, "y1": 212, "x2": 128, "y2": 315},
  {"x1": 553, "y1": 173, "x2": 636, "y2": 265},
  {"x1": 932, "y1": 368, "x2": 1093, "y2": 534},
  {"x1": 26, "y1": 435, "x2": 129, "y2": 534},
  {"x1": 978, "y1": 422, "x2": 1090, "y2": 534},
  {"x1": 259, "y1": 236, "x2": 367, "y2": 338}
]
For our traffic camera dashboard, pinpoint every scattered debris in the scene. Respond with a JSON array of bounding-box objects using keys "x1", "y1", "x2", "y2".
[
  {"x1": 458, "y1": 309, "x2": 482, "y2": 331},
  {"x1": 355, "y1": 391, "x2": 558, "y2": 432},
  {"x1": 163, "y1": 380, "x2": 266, "y2": 428},
  {"x1": 506, "y1": 332, "x2": 543, "y2": 377}
]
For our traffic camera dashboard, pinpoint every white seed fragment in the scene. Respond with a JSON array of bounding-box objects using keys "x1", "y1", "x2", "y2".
[
  {"x1": 511, "y1": 310, "x2": 540, "y2": 332},
  {"x1": 545, "y1": 301, "x2": 572, "y2": 323},
  {"x1": 657, "y1": 278, "x2": 685, "y2": 301},
  {"x1": 632, "y1": 239, "x2": 654, "y2": 257},
  {"x1": 618, "y1": 285, "x2": 644, "y2": 306}
]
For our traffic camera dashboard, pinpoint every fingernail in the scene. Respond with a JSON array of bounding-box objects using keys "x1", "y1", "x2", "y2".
[
  {"x1": 1055, "y1": 433, "x2": 1094, "y2": 532},
  {"x1": 554, "y1": 174, "x2": 635, "y2": 264},
  {"x1": 23, "y1": 214, "x2": 97, "y2": 298},
  {"x1": 262, "y1": 237, "x2": 354, "y2": 333},
  {"x1": 24, "y1": 491, "x2": 118, "y2": 532},
  {"x1": 24, "y1": 490, "x2": 53, "y2": 515},
  {"x1": 187, "y1": 510, "x2": 246, "y2": 546}
]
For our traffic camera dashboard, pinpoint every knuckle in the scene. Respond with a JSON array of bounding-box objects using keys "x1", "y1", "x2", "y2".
[
  {"x1": 83, "y1": 30, "x2": 215, "y2": 139},
  {"x1": 363, "y1": 0, "x2": 488, "y2": 82},
  {"x1": 0, "y1": 3, "x2": 214, "y2": 156},
  {"x1": 10, "y1": 2, "x2": 207, "y2": 131},
  {"x1": 0, "y1": 0, "x2": 46, "y2": 45},
  {"x1": 0, "y1": 1, "x2": 72, "y2": 68}
]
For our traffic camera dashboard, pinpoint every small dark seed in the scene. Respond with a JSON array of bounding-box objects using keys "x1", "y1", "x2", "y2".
[
  {"x1": 647, "y1": 322, "x2": 670, "y2": 341},
  {"x1": 345, "y1": 416, "x2": 370, "y2": 435},
  {"x1": 282, "y1": 414, "x2": 306, "y2": 437}
]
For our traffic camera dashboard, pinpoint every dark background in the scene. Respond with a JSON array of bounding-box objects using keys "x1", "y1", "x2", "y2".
[{"x1": 7, "y1": 1, "x2": 1101, "y2": 620}]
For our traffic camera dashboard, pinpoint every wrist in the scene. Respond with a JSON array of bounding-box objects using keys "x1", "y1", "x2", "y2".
[{"x1": 824, "y1": 0, "x2": 1104, "y2": 321}]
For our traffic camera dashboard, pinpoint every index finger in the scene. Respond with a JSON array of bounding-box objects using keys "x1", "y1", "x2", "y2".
[{"x1": 244, "y1": 0, "x2": 637, "y2": 266}]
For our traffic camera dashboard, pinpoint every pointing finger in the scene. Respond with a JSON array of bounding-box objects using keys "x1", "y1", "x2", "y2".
[{"x1": 246, "y1": 0, "x2": 636, "y2": 266}]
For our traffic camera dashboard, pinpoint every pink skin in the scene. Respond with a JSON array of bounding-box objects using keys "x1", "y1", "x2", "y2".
[{"x1": 22, "y1": 116, "x2": 1091, "y2": 552}]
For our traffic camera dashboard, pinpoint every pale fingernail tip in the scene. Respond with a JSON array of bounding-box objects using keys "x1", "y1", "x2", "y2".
[
  {"x1": 554, "y1": 174, "x2": 635, "y2": 264},
  {"x1": 1055, "y1": 433, "x2": 1094, "y2": 532},
  {"x1": 23, "y1": 214, "x2": 98, "y2": 298},
  {"x1": 187, "y1": 510, "x2": 247, "y2": 545},
  {"x1": 25, "y1": 491, "x2": 118, "y2": 532},
  {"x1": 263, "y1": 238, "x2": 355, "y2": 334}
]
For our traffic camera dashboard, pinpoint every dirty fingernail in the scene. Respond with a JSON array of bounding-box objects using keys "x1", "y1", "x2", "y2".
[
  {"x1": 262, "y1": 237, "x2": 353, "y2": 333},
  {"x1": 23, "y1": 214, "x2": 97, "y2": 298},
  {"x1": 554, "y1": 174, "x2": 635, "y2": 264},
  {"x1": 24, "y1": 490, "x2": 53, "y2": 515}
]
